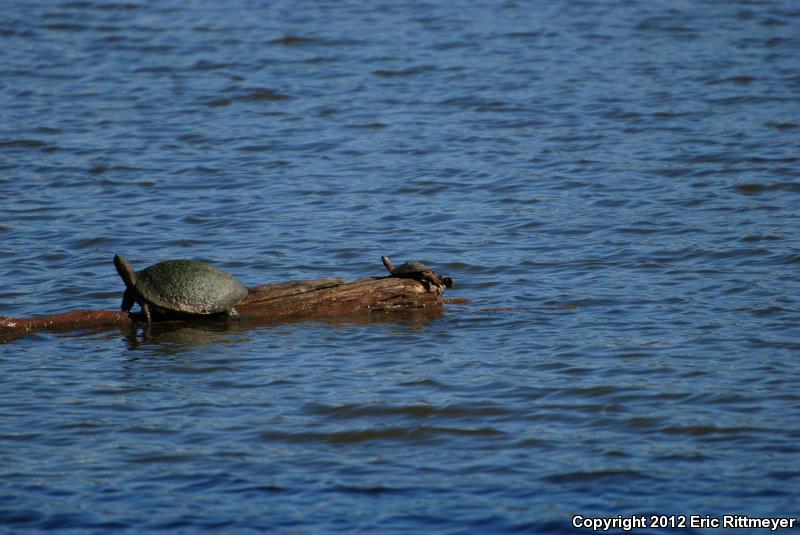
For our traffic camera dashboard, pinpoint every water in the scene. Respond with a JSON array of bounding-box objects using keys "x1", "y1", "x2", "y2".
[{"x1": 2, "y1": 0, "x2": 799, "y2": 532}]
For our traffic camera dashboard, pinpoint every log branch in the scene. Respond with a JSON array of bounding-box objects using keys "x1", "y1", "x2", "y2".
[
  {"x1": 239, "y1": 276, "x2": 445, "y2": 319},
  {"x1": 1, "y1": 272, "x2": 454, "y2": 342}
]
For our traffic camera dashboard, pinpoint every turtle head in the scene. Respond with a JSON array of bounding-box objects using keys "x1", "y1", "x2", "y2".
[
  {"x1": 113, "y1": 254, "x2": 137, "y2": 288},
  {"x1": 381, "y1": 255, "x2": 395, "y2": 274}
]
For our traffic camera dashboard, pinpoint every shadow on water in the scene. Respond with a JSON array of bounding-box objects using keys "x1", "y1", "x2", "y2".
[{"x1": 118, "y1": 308, "x2": 446, "y2": 350}]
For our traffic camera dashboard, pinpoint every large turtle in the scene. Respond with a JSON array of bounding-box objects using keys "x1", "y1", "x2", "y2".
[
  {"x1": 113, "y1": 254, "x2": 249, "y2": 323},
  {"x1": 381, "y1": 255, "x2": 453, "y2": 288}
]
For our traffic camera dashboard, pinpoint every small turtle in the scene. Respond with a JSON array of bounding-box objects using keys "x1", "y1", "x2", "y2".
[
  {"x1": 113, "y1": 254, "x2": 249, "y2": 323},
  {"x1": 381, "y1": 255, "x2": 453, "y2": 288}
]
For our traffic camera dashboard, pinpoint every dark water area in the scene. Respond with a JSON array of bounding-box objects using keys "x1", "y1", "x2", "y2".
[{"x1": 2, "y1": 0, "x2": 799, "y2": 532}]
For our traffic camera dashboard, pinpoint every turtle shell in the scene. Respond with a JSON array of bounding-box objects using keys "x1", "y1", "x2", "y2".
[
  {"x1": 135, "y1": 260, "x2": 248, "y2": 315},
  {"x1": 393, "y1": 260, "x2": 431, "y2": 274}
]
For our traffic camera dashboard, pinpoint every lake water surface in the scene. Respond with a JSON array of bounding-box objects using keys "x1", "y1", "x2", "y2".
[{"x1": 1, "y1": 0, "x2": 799, "y2": 532}]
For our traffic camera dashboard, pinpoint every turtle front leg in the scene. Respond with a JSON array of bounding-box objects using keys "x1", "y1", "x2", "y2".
[{"x1": 121, "y1": 288, "x2": 136, "y2": 312}]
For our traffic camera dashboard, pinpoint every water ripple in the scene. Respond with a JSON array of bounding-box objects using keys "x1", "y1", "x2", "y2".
[{"x1": 1, "y1": 0, "x2": 799, "y2": 531}]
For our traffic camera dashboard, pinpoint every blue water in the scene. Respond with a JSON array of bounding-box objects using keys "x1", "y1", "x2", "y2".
[{"x1": 2, "y1": 0, "x2": 799, "y2": 532}]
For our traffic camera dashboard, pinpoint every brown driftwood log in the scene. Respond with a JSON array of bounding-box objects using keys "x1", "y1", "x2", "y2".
[
  {"x1": 1, "y1": 273, "x2": 455, "y2": 342},
  {"x1": 239, "y1": 276, "x2": 446, "y2": 318}
]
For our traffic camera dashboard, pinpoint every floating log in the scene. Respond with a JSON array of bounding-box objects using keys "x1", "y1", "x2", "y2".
[
  {"x1": 240, "y1": 276, "x2": 446, "y2": 318},
  {"x1": 1, "y1": 267, "x2": 456, "y2": 342}
]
